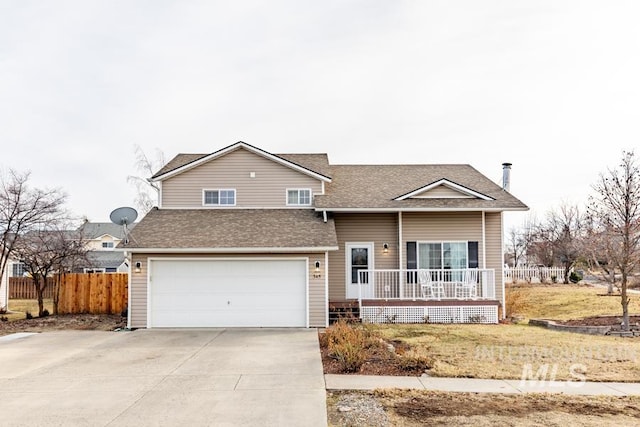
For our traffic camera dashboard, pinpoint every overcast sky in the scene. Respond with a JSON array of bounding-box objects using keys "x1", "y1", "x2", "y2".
[{"x1": 2, "y1": 1, "x2": 639, "y2": 232}]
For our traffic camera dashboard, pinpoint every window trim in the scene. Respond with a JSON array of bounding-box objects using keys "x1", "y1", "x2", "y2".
[
  {"x1": 202, "y1": 189, "x2": 237, "y2": 206},
  {"x1": 286, "y1": 188, "x2": 312, "y2": 206}
]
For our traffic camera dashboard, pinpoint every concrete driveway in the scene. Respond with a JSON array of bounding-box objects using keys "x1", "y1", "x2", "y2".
[{"x1": 0, "y1": 329, "x2": 327, "y2": 426}]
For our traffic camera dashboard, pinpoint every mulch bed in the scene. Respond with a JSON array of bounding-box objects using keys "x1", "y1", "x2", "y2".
[
  {"x1": 557, "y1": 315, "x2": 640, "y2": 327},
  {"x1": 0, "y1": 314, "x2": 127, "y2": 336},
  {"x1": 319, "y1": 334, "x2": 430, "y2": 376}
]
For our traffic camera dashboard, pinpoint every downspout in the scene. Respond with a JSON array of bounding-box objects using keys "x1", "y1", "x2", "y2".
[
  {"x1": 481, "y1": 211, "x2": 486, "y2": 268},
  {"x1": 125, "y1": 251, "x2": 132, "y2": 329},
  {"x1": 322, "y1": 210, "x2": 327, "y2": 223},
  {"x1": 500, "y1": 211, "x2": 506, "y2": 319},
  {"x1": 325, "y1": 251, "x2": 329, "y2": 327}
]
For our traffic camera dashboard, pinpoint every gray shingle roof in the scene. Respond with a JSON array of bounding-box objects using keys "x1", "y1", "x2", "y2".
[
  {"x1": 78, "y1": 222, "x2": 136, "y2": 239},
  {"x1": 314, "y1": 164, "x2": 527, "y2": 210},
  {"x1": 85, "y1": 251, "x2": 127, "y2": 269},
  {"x1": 123, "y1": 208, "x2": 338, "y2": 250}
]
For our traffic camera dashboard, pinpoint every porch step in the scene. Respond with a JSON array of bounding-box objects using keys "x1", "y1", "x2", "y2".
[{"x1": 328, "y1": 302, "x2": 360, "y2": 324}]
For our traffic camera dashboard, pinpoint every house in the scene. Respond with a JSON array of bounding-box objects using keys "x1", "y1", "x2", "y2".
[
  {"x1": 78, "y1": 222, "x2": 135, "y2": 273},
  {"x1": 122, "y1": 141, "x2": 528, "y2": 329}
]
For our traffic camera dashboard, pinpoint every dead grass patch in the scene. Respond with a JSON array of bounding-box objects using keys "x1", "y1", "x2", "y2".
[
  {"x1": 328, "y1": 390, "x2": 640, "y2": 427},
  {"x1": 5, "y1": 299, "x2": 53, "y2": 321},
  {"x1": 374, "y1": 390, "x2": 640, "y2": 426}
]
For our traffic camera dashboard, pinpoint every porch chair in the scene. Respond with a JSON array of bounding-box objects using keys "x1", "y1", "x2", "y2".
[
  {"x1": 455, "y1": 269, "x2": 478, "y2": 299},
  {"x1": 419, "y1": 269, "x2": 445, "y2": 300}
]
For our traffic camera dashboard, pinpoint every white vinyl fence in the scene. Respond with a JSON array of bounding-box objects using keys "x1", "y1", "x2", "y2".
[{"x1": 505, "y1": 266, "x2": 566, "y2": 284}]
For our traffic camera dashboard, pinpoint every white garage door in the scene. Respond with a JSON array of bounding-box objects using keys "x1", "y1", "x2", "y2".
[{"x1": 149, "y1": 259, "x2": 307, "y2": 327}]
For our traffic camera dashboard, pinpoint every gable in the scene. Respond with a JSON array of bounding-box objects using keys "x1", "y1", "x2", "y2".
[
  {"x1": 152, "y1": 142, "x2": 331, "y2": 182},
  {"x1": 160, "y1": 147, "x2": 326, "y2": 208},
  {"x1": 394, "y1": 179, "x2": 494, "y2": 201}
]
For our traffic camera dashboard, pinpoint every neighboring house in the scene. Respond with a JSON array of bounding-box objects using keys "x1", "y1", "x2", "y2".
[
  {"x1": 78, "y1": 222, "x2": 136, "y2": 273},
  {"x1": 123, "y1": 141, "x2": 528, "y2": 329}
]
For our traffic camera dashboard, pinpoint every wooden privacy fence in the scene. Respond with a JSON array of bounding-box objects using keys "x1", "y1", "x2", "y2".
[
  {"x1": 9, "y1": 277, "x2": 55, "y2": 299},
  {"x1": 9, "y1": 273, "x2": 128, "y2": 315},
  {"x1": 57, "y1": 273, "x2": 128, "y2": 315}
]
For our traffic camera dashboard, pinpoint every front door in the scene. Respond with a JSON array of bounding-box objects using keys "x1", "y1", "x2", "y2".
[{"x1": 346, "y1": 243, "x2": 374, "y2": 299}]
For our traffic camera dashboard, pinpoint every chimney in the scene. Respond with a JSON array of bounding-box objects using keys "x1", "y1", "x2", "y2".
[{"x1": 502, "y1": 163, "x2": 512, "y2": 192}]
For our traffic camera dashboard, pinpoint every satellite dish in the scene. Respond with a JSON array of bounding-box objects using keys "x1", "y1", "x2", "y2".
[{"x1": 109, "y1": 207, "x2": 138, "y2": 245}]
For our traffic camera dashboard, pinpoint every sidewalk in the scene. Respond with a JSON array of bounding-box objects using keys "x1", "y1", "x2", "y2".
[{"x1": 325, "y1": 374, "x2": 640, "y2": 396}]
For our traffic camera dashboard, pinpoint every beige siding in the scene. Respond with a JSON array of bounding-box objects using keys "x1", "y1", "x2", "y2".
[
  {"x1": 130, "y1": 253, "x2": 148, "y2": 328},
  {"x1": 401, "y1": 212, "x2": 484, "y2": 267},
  {"x1": 484, "y1": 212, "x2": 504, "y2": 312},
  {"x1": 129, "y1": 253, "x2": 326, "y2": 328},
  {"x1": 161, "y1": 148, "x2": 324, "y2": 208},
  {"x1": 328, "y1": 213, "x2": 399, "y2": 301},
  {"x1": 413, "y1": 185, "x2": 473, "y2": 199}
]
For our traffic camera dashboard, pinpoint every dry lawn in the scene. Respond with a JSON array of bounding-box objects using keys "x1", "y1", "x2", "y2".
[
  {"x1": 328, "y1": 390, "x2": 640, "y2": 427},
  {"x1": 5, "y1": 299, "x2": 53, "y2": 321},
  {"x1": 508, "y1": 283, "x2": 638, "y2": 321},
  {"x1": 370, "y1": 323, "x2": 640, "y2": 382}
]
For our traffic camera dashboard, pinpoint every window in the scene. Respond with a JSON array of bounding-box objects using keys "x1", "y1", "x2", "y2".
[
  {"x1": 102, "y1": 242, "x2": 114, "y2": 249},
  {"x1": 287, "y1": 189, "x2": 312, "y2": 206},
  {"x1": 11, "y1": 263, "x2": 26, "y2": 277},
  {"x1": 418, "y1": 242, "x2": 468, "y2": 270},
  {"x1": 84, "y1": 268, "x2": 106, "y2": 273},
  {"x1": 203, "y1": 189, "x2": 236, "y2": 206}
]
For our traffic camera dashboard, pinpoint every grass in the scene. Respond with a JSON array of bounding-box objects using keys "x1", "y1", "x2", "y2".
[
  {"x1": 5, "y1": 299, "x2": 53, "y2": 321},
  {"x1": 366, "y1": 283, "x2": 640, "y2": 382},
  {"x1": 509, "y1": 283, "x2": 636, "y2": 321},
  {"x1": 372, "y1": 323, "x2": 640, "y2": 382}
]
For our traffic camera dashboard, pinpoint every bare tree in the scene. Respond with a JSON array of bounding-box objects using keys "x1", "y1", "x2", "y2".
[
  {"x1": 546, "y1": 204, "x2": 585, "y2": 283},
  {"x1": 583, "y1": 217, "x2": 618, "y2": 295},
  {"x1": 504, "y1": 216, "x2": 537, "y2": 267},
  {"x1": 588, "y1": 151, "x2": 640, "y2": 331},
  {"x1": 12, "y1": 223, "x2": 86, "y2": 317},
  {"x1": 0, "y1": 170, "x2": 66, "y2": 308},
  {"x1": 126, "y1": 144, "x2": 166, "y2": 214}
]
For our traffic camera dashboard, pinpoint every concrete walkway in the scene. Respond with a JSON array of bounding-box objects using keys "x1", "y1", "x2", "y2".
[{"x1": 325, "y1": 374, "x2": 640, "y2": 396}]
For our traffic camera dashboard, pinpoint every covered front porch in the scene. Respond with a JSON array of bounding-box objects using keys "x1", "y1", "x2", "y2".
[{"x1": 354, "y1": 268, "x2": 500, "y2": 324}]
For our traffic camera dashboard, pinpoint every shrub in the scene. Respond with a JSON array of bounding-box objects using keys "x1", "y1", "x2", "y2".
[
  {"x1": 569, "y1": 271, "x2": 583, "y2": 283},
  {"x1": 41, "y1": 309, "x2": 50, "y2": 317},
  {"x1": 505, "y1": 286, "x2": 528, "y2": 318},
  {"x1": 0, "y1": 306, "x2": 7, "y2": 315},
  {"x1": 322, "y1": 319, "x2": 370, "y2": 372},
  {"x1": 25, "y1": 311, "x2": 33, "y2": 320},
  {"x1": 0, "y1": 316, "x2": 8, "y2": 322}
]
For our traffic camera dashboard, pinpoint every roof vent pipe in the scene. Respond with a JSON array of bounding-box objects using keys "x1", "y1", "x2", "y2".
[{"x1": 502, "y1": 163, "x2": 512, "y2": 192}]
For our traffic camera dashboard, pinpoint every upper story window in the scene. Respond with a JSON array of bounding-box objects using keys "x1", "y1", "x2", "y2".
[
  {"x1": 287, "y1": 189, "x2": 312, "y2": 206},
  {"x1": 203, "y1": 189, "x2": 236, "y2": 206},
  {"x1": 11, "y1": 262, "x2": 26, "y2": 277},
  {"x1": 102, "y1": 242, "x2": 114, "y2": 249}
]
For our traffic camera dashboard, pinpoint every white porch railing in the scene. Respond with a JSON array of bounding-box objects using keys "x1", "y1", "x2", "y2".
[
  {"x1": 356, "y1": 269, "x2": 495, "y2": 303},
  {"x1": 504, "y1": 266, "x2": 565, "y2": 284}
]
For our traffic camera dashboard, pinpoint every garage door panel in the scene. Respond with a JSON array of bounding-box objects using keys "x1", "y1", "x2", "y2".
[{"x1": 149, "y1": 259, "x2": 307, "y2": 327}]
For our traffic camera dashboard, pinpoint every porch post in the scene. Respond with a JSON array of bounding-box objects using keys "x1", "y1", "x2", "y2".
[
  {"x1": 481, "y1": 211, "x2": 487, "y2": 297},
  {"x1": 398, "y1": 211, "x2": 404, "y2": 299}
]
